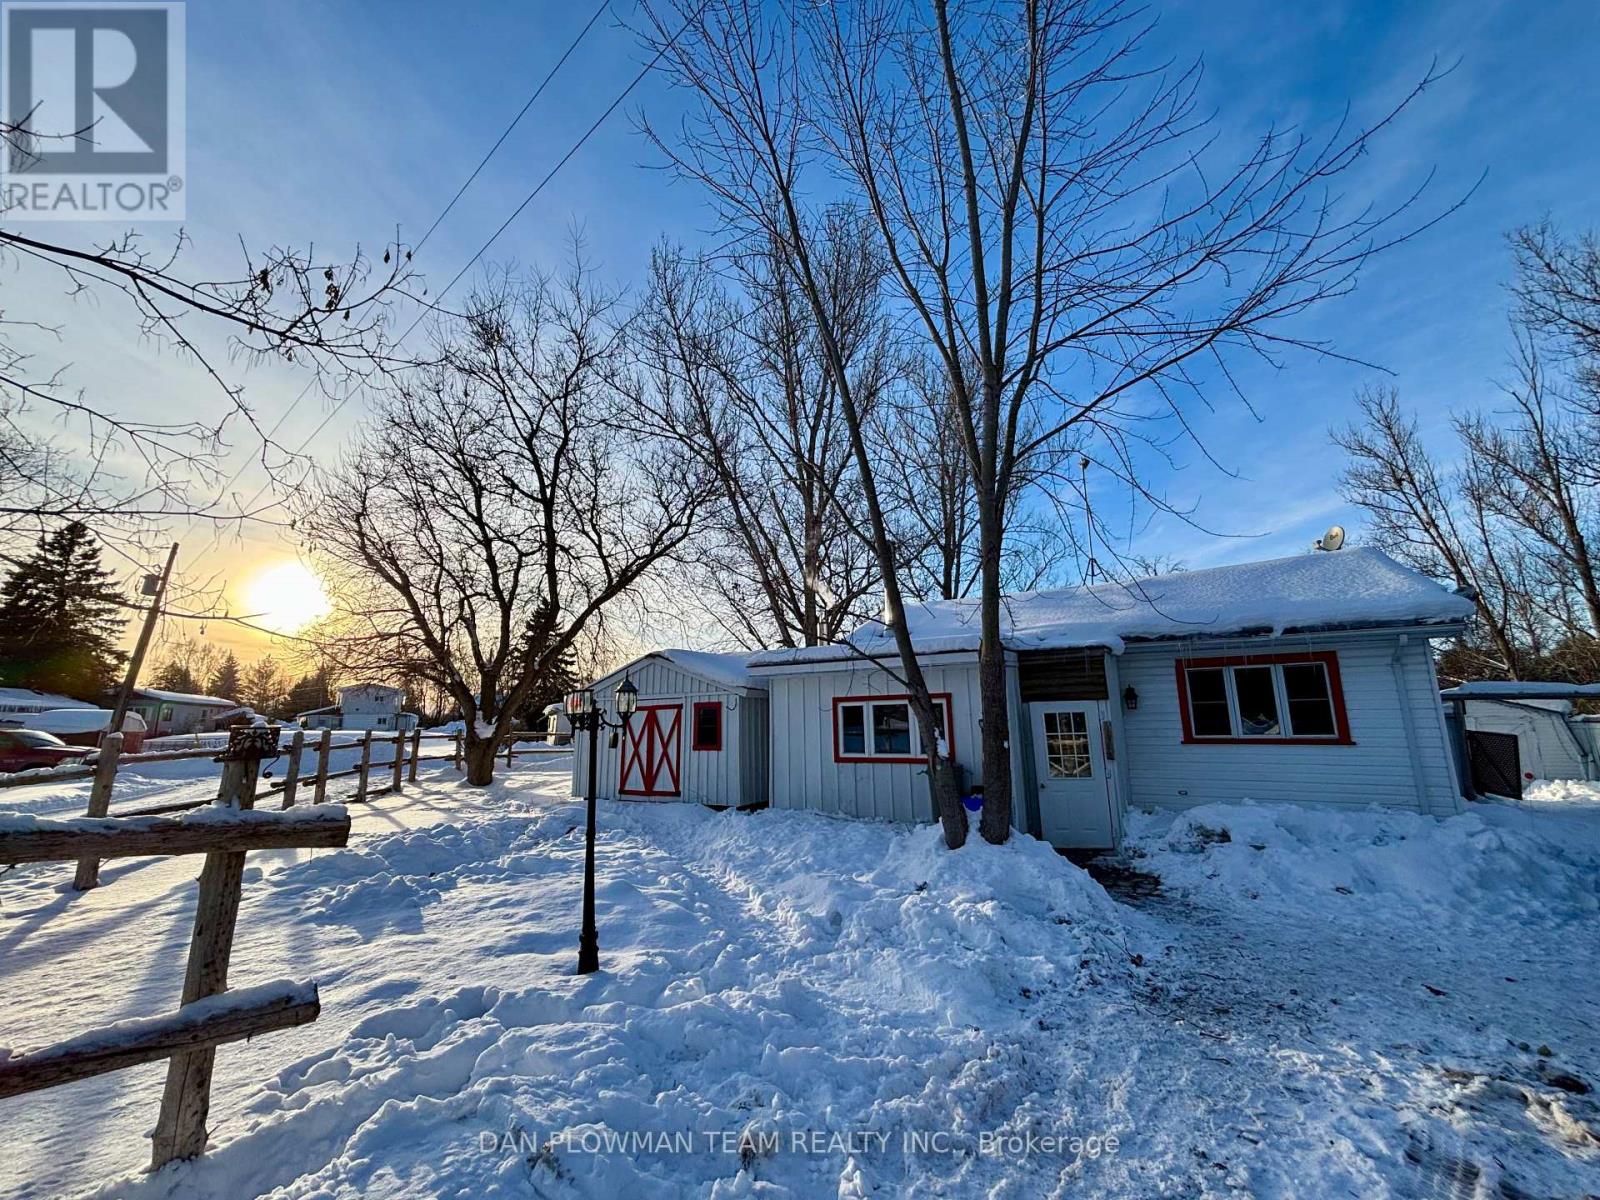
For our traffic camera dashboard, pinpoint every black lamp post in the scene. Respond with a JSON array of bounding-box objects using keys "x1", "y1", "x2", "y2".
[{"x1": 566, "y1": 676, "x2": 637, "y2": 974}]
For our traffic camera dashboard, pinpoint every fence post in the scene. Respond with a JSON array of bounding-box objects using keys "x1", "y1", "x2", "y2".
[
  {"x1": 390, "y1": 731, "x2": 404, "y2": 794},
  {"x1": 453, "y1": 731, "x2": 463, "y2": 771},
  {"x1": 408, "y1": 728, "x2": 422, "y2": 782},
  {"x1": 312, "y1": 729, "x2": 331, "y2": 805},
  {"x1": 505, "y1": 734, "x2": 514, "y2": 768},
  {"x1": 280, "y1": 729, "x2": 306, "y2": 809},
  {"x1": 72, "y1": 731, "x2": 123, "y2": 891},
  {"x1": 149, "y1": 743, "x2": 259, "y2": 1168},
  {"x1": 357, "y1": 730, "x2": 373, "y2": 800}
]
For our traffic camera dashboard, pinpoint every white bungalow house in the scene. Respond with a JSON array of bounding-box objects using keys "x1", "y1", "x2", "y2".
[
  {"x1": 571, "y1": 548, "x2": 1475, "y2": 850},
  {"x1": 127, "y1": 688, "x2": 239, "y2": 736},
  {"x1": 298, "y1": 683, "x2": 419, "y2": 733}
]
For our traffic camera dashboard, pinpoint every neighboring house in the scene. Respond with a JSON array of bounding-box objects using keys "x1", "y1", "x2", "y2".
[
  {"x1": 127, "y1": 688, "x2": 239, "y2": 736},
  {"x1": 0, "y1": 688, "x2": 94, "y2": 716},
  {"x1": 541, "y1": 702, "x2": 572, "y2": 745},
  {"x1": 1441, "y1": 681, "x2": 1600, "y2": 793},
  {"x1": 572, "y1": 651, "x2": 769, "y2": 809},
  {"x1": 571, "y1": 549, "x2": 1475, "y2": 850},
  {"x1": 298, "y1": 683, "x2": 419, "y2": 732}
]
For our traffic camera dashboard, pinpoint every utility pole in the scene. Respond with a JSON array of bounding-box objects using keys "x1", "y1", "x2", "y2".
[{"x1": 109, "y1": 542, "x2": 179, "y2": 731}]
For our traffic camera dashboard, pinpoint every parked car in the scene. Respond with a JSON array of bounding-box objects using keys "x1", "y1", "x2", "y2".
[
  {"x1": 0, "y1": 707, "x2": 148, "y2": 752},
  {"x1": 0, "y1": 729, "x2": 92, "y2": 772}
]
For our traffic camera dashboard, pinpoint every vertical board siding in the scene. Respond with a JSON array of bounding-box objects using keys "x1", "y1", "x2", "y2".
[
  {"x1": 764, "y1": 659, "x2": 987, "y2": 823},
  {"x1": 571, "y1": 659, "x2": 766, "y2": 807},
  {"x1": 1462, "y1": 701, "x2": 1593, "y2": 782},
  {"x1": 1119, "y1": 633, "x2": 1462, "y2": 816}
]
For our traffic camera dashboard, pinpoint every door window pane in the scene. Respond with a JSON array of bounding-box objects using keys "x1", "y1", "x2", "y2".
[
  {"x1": 1282, "y1": 663, "x2": 1336, "y2": 736},
  {"x1": 1186, "y1": 668, "x2": 1233, "y2": 736},
  {"x1": 872, "y1": 703, "x2": 912, "y2": 755},
  {"x1": 1233, "y1": 666, "x2": 1281, "y2": 736},
  {"x1": 840, "y1": 705, "x2": 865, "y2": 755},
  {"x1": 1043, "y1": 710, "x2": 1092, "y2": 778}
]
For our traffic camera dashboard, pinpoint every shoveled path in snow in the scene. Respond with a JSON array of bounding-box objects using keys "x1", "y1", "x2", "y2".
[{"x1": 1, "y1": 764, "x2": 1595, "y2": 1198}]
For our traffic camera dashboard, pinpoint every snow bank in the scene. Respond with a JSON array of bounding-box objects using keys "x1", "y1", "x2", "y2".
[
  {"x1": 1127, "y1": 799, "x2": 1600, "y2": 926},
  {"x1": 85, "y1": 801, "x2": 1141, "y2": 1200}
]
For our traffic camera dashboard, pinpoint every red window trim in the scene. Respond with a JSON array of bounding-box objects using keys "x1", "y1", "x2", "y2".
[
  {"x1": 691, "y1": 700, "x2": 723, "y2": 751},
  {"x1": 1174, "y1": 651, "x2": 1354, "y2": 745},
  {"x1": 831, "y1": 693, "x2": 955, "y2": 764}
]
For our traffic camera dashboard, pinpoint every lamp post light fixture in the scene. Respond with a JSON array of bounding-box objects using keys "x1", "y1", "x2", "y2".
[{"x1": 567, "y1": 676, "x2": 638, "y2": 975}]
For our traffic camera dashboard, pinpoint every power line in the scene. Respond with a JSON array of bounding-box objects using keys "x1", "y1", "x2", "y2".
[
  {"x1": 182, "y1": 0, "x2": 616, "y2": 550},
  {"x1": 243, "y1": 8, "x2": 699, "y2": 486},
  {"x1": 413, "y1": 0, "x2": 614, "y2": 257}
]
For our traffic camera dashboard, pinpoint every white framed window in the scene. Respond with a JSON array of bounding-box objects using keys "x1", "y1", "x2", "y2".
[
  {"x1": 1179, "y1": 654, "x2": 1347, "y2": 743},
  {"x1": 1042, "y1": 709, "x2": 1094, "y2": 778},
  {"x1": 833, "y1": 693, "x2": 954, "y2": 763}
]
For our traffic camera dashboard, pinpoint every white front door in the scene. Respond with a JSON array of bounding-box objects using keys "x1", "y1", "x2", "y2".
[{"x1": 1030, "y1": 702, "x2": 1115, "y2": 849}]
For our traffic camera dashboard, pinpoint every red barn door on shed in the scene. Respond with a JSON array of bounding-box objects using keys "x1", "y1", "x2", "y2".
[{"x1": 619, "y1": 703, "x2": 682, "y2": 797}]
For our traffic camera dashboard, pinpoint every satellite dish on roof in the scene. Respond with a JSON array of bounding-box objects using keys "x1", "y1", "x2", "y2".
[{"x1": 1316, "y1": 525, "x2": 1346, "y2": 552}]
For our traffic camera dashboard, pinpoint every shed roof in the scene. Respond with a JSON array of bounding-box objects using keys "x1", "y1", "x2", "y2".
[
  {"x1": 594, "y1": 649, "x2": 763, "y2": 692},
  {"x1": 0, "y1": 687, "x2": 93, "y2": 709},
  {"x1": 1441, "y1": 681, "x2": 1600, "y2": 700},
  {"x1": 751, "y1": 548, "x2": 1473, "y2": 666},
  {"x1": 131, "y1": 688, "x2": 236, "y2": 707}
]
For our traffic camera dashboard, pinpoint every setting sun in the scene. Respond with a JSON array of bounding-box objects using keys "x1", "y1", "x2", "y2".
[{"x1": 242, "y1": 560, "x2": 332, "y2": 634}]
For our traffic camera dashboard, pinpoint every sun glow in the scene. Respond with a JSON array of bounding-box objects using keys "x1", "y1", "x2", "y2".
[{"x1": 242, "y1": 560, "x2": 331, "y2": 634}]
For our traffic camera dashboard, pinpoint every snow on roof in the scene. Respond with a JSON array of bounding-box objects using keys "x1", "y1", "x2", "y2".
[
  {"x1": 132, "y1": 688, "x2": 236, "y2": 707},
  {"x1": 750, "y1": 548, "x2": 1474, "y2": 666},
  {"x1": 1441, "y1": 681, "x2": 1600, "y2": 699},
  {"x1": 0, "y1": 708, "x2": 148, "y2": 734},
  {"x1": 594, "y1": 648, "x2": 763, "y2": 692},
  {"x1": 657, "y1": 649, "x2": 761, "y2": 689},
  {"x1": 0, "y1": 687, "x2": 94, "y2": 709}
]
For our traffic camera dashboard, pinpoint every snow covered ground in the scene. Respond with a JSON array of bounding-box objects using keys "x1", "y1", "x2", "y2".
[{"x1": 1, "y1": 764, "x2": 1596, "y2": 1199}]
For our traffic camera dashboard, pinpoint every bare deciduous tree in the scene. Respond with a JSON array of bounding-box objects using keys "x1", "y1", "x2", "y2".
[
  {"x1": 300, "y1": 264, "x2": 710, "y2": 784},
  {"x1": 1334, "y1": 387, "x2": 1524, "y2": 675},
  {"x1": 635, "y1": 225, "x2": 886, "y2": 648},
  {"x1": 0, "y1": 118, "x2": 417, "y2": 564},
  {"x1": 646, "y1": 0, "x2": 1455, "y2": 843}
]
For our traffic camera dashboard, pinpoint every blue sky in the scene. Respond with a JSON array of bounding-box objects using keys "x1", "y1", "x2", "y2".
[{"x1": 15, "y1": 0, "x2": 1600, "y2": 647}]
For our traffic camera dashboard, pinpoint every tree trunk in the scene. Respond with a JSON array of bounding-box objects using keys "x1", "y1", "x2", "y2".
[
  {"x1": 925, "y1": 746, "x2": 965, "y2": 848},
  {"x1": 975, "y1": 495, "x2": 1013, "y2": 844},
  {"x1": 463, "y1": 736, "x2": 498, "y2": 786}
]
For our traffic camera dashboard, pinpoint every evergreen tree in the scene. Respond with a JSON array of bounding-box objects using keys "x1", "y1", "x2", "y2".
[
  {"x1": 148, "y1": 634, "x2": 222, "y2": 697},
  {"x1": 241, "y1": 655, "x2": 288, "y2": 717},
  {"x1": 0, "y1": 522, "x2": 127, "y2": 698},
  {"x1": 209, "y1": 651, "x2": 243, "y2": 700},
  {"x1": 285, "y1": 668, "x2": 334, "y2": 716},
  {"x1": 147, "y1": 660, "x2": 199, "y2": 694},
  {"x1": 515, "y1": 604, "x2": 580, "y2": 727}
]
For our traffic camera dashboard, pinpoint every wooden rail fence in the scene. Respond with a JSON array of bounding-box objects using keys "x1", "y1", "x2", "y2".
[
  {"x1": 0, "y1": 740, "x2": 351, "y2": 1171},
  {"x1": 1, "y1": 729, "x2": 569, "y2": 888}
]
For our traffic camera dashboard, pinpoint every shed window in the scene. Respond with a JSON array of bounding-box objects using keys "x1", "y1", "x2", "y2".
[
  {"x1": 692, "y1": 701, "x2": 723, "y2": 751},
  {"x1": 1176, "y1": 653, "x2": 1351, "y2": 744},
  {"x1": 834, "y1": 694, "x2": 953, "y2": 763}
]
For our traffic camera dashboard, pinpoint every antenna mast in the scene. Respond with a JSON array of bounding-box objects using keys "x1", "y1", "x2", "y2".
[{"x1": 1081, "y1": 457, "x2": 1099, "y2": 583}]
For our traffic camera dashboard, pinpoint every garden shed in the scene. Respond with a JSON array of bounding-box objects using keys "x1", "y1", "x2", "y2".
[{"x1": 570, "y1": 650, "x2": 768, "y2": 809}]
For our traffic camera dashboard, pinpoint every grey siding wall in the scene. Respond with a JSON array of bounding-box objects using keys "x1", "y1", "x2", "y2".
[
  {"x1": 1118, "y1": 632, "x2": 1462, "y2": 816},
  {"x1": 739, "y1": 695, "x2": 770, "y2": 805},
  {"x1": 1463, "y1": 701, "x2": 1595, "y2": 781},
  {"x1": 760, "y1": 653, "x2": 1003, "y2": 824},
  {"x1": 570, "y1": 658, "x2": 766, "y2": 807}
]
